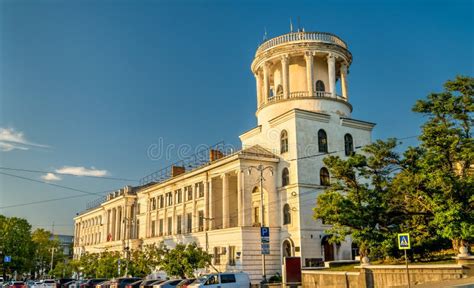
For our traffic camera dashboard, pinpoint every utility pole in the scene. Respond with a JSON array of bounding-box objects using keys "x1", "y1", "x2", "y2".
[
  {"x1": 247, "y1": 164, "x2": 273, "y2": 287},
  {"x1": 49, "y1": 247, "x2": 57, "y2": 274}
]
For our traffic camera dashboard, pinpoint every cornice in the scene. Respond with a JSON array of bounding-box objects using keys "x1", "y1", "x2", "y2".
[{"x1": 340, "y1": 117, "x2": 376, "y2": 131}]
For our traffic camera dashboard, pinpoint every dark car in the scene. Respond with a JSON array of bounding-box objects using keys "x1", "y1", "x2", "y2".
[
  {"x1": 95, "y1": 281, "x2": 110, "y2": 288},
  {"x1": 8, "y1": 282, "x2": 26, "y2": 288},
  {"x1": 57, "y1": 279, "x2": 75, "y2": 288},
  {"x1": 80, "y1": 279, "x2": 107, "y2": 288},
  {"x1": 138, "y1": 280, "x2": 162, "y2": 288},
  {"x1": 110, "y1": 278, "x2": 141, "y2": 288},
  {"x1": 176, "y1": 279, "x2": 195, "y2": 288},
  {"x1": 124, "y1": 280, "x2": 142, "y2": 288},
  {"x1": 152, "y1": 280, "x2": 182, "y2": 288}
]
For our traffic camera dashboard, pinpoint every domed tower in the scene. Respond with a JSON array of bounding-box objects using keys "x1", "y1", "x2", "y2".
[{"x1": 251, "y1": 31, "x2": 352, "y2": 125}]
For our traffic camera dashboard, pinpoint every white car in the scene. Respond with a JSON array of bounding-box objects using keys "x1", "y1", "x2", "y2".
[
  {"x1": 40, "y1": 280, "x2": 56, "y2": 288},
  {"x1": 188, "y1": 272, "x2": 250, "y2": 288}
]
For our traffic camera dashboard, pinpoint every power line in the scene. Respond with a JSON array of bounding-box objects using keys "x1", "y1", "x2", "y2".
[{"x1": 0, "y1": 166, "x2": 138, "y2": 182}]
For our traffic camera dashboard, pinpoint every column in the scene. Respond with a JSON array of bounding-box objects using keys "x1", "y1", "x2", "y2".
[
  {"x1": 263, "y1": 63, "x2": 270, "y2": 102},
  {"x1": 208, "y1": 179, "x2": 213, "y2": 229},
  {"x1": 204, "y1": 180, "x2": 210, "y2": 231},
  {"x1": 255, "y1": 72, "x2": 262, "y2": 107},
  {"x1": 340, "y1": 63, "x2": 349, "y2": 100},
  {"x1": 281, "y1": 55, "x2": 290, "y2": 99},
  {"x1": 305, "y1": 51, "x2": 314, "y2": 96},
  {"x1": 222, "y1": 174, "x2": 230, "y2": 229},
  {"x1": 237, "y1": 170, "x2": 243, "y2": 226},
  {"x1": 327, "y1": 53, "x2": 336, "y2": 97}
]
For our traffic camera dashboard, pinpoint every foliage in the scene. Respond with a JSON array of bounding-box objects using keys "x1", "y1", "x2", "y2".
[
  {"x1": 160, "y1": 243, "x2": 211, "y2": 278},
  {"x1": 32, "y1": 228, "x2": 65, "y2": 278}
]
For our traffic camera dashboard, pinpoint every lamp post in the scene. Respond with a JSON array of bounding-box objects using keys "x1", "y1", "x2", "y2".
[{"x1": 247, "y1": 164, "x2": 273, "y2": 287}]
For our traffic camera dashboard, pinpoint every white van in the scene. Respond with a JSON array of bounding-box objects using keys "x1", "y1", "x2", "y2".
[{"x1": 188, "y1": 272, "x2": 250, "y2": 288}]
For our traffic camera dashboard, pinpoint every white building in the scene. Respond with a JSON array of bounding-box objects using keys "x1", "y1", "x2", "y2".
[{"x1": 73, "y1": 30, "x2": 375, "y2": 284}]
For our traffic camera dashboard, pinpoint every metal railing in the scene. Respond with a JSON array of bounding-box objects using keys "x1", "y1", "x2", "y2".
[{"x1": 256, "y1": 32, "x2": 348, "y2": 54}]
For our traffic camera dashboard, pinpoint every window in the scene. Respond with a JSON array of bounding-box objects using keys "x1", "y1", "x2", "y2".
[
  {"x1": 280, "y1": 130, "x2": 288, "y2": 153},
  {"x1": 213, "y1": 247, "x2": 221, "y2": 265},
  {"x1": 187, "y1": 213, "x2": 192, "y2": 234},
  {"x1": 187, "y1": 186, "x2": 193, "y2": 201},
  {"x1": 175, "y1": 189, "x2": 182, "y2": 204},
  {"x1": 318, "y1": 129, "x2": 328, "y2": 153},
  {"x1": 198, "y1": 210, "x2": 204, "y2": 231},
  {"x1": 197, "y1": 182, "x2": 205, "y2": 198},
  {"x1": 159, "y1": 219, "x2": 163, "y2": 236},
  {"x1": 166, "y1": 192, "x2": 173, "y2": 206},
  {"x1": 283, "y1": 204, "x2": 291, "y2": 225},
  {"x1": 158, "y1": 195, "x2": 164, "y2": 209},
  {"x1": 151, "y1": 198, "x2": 157, "y2": 210},
  {"x1": 320, "y1": 167, "x2": 330, "y2": 186},
  {"x1": 282, "y1": 168, "x2": 290, "y2": 186},
  {"x1": 276, "y1": 85, "x2": 283, "y2": 95},
  {"x1": 205, "y1": 275, "x2": 219, "y2": 285},
  {"x1": 151, "y1": 220, "x2": 156, "y2": 237},
  {"x1": 344, "y1": 133, "x2": 354, "y2": 156},
  {"x1": 167, "y1": 217, "x2": 172, "y2": 235},
  {"x1": 253, "y1": 207, "x2": 260, "y2": 226},
  {"x1": 316, "y1": 80, "x2": 325, "y2": 92},
  {"x1": 221, "y1": 274, "x2": 236, "y2": 283},
  {"x1": 177, "y1": 215, "x2": 182, "y2": 234},
  {"x1": 228, "y1": 247, "x2": 236, "y2": 266}
]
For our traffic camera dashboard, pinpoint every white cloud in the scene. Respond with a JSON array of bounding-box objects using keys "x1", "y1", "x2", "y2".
[
  {"x1": 55, "y1": 166, "x2": 108, "y2": 177},
  {"x1": 0, "y1": 127, "x2": 49, "y2": 152},
  {"x1": 41, "y1": 173, "x2": 62, "y2": 181}
]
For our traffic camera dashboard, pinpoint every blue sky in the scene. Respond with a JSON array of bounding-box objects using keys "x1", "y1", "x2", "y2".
[{"x1": 0, "y1": 0, "x2": 473, "y2": 235}]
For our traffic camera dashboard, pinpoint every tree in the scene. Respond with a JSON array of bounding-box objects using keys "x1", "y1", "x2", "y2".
[
  {"x1": 31, "y1": 229, "x2": 62, "y2": 278},
  {"x1": 0, "y1": 215, "x2": 35, "y2": 276},
  {"x1": 128, "y1": 243, "x2": 166, "y2": 277},
  {"x1": 160, "y1": 243, "x2": 211, "y2": 278},
  {"x1": 313, "y1": 139, "x2": 403, "y2": 259},
  {"x1": 399, "y1": 75, "x2": 474, "y2": 253}
]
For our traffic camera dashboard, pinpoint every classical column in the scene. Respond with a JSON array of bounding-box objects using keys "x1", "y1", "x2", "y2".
[
  {"x1": 222, "y1": 174, "x2": 230, "y2": 229},
  {"x1": 263, "y1": 63, "x2": 270, "y2": 102},
  {"x1": 305, "y1": 51, "x2": 315, "y2": 96},
  {"x1": 237, "y1": 170, "x2": 243, "y2": 226},
  {"x1": 281, "y1": 55, "x2": 290, "y2": 99},
  {"x1": 208, "y1": 179, "x2": 213, "y2": 229},
  {"x1": 111, "y1": 208, "x2": 116, "y2": 241},
  {"x1": 204, "y1": 180, "x2": 210, "y2": 231},
  {"x1": 255, "y1": 72, "x2": 262, "y2": 107},
  {"x1": 327, "y1": 54, "x2": 336, "y2": 97},
  {"x1": 340, "y1": 63, "x2": 349, "y2": 100}
]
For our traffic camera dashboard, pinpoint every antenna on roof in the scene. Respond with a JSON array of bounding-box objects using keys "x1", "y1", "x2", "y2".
[
  {"x1": 263, "y1": 27, "x2": 268, "y2": 41},
  {"x1": 290, "y1": 18, "x2": 294, "y2": 32}
]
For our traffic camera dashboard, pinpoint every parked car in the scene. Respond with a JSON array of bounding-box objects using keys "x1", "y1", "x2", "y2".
[
  {"x1": 8, "y1": 281, "x2": 27, "y2": 288},
  {"x1": 57, "y1": 279, "x2": 74, "y2": 288},
  {"x1": 124, "y1": 280, "x2": 141, "y2": 288},
  {"x1": 41, "y1": 280, "x2": 57, "y2": 288},
  {"x1": 109, "y1": 278, "x2": 141, "y2": 288},
  {"x1": 80, "y1": 279, "x2": 107, "y2": 288},
  {"x1": 152, "y1": 280, "x2": 182, "y2": 288},
  {"x1": 175, "y1": 279, "x2": 195, "y2": 288},
  {"x1": 94, "y1": 281, "x2": 110, "y2": 288},
  {"x1": 188, "y1": 272, "x2": 250, "y2": 288},
  {"x1": 69, "y1": 280, "x2": 86, "y2": 288},
  {"x1": 138, "y1": 280, "x2": 161, "y2": 288}
]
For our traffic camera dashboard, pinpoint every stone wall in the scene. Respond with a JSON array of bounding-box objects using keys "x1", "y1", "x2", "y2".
[{"x1": 302, "y1": 270, "x2": 360, "y2": 288}]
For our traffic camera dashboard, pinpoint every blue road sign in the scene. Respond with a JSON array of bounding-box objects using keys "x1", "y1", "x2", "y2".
[
  {"x1": 398, "y1": 233, "x2": 411, "y2": 250},
  {"x1": 4, "y1": 256, "x2": 11, "y2": 263},
  {"x1": 261, "y1": 243, "x2": 270, "y2": 255},
  {"x1": 260, "y1": 227, "x2": 270, "y2": 237}
]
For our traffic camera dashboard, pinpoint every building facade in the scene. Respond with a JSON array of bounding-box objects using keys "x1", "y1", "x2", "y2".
[{"x1": 74, "y1": 30, "x2": 375, "y2": 283}]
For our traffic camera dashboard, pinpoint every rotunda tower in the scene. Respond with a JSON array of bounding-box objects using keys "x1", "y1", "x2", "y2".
[{"x1": 251, "y1": 31, "x2": 352, "y2": 125}]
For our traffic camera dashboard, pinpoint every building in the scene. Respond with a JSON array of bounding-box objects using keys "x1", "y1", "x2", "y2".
[
  {"x1": 53, "y1": 234, "x2": 74, "y2": 258},
  {"x1": 73, "y1": 29, "x2": 375, "y2": 283}
]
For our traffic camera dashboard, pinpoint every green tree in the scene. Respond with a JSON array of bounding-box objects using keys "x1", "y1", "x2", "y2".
[
  {"x1": 0, "y1": 215, "x2": 35, "y2": 276},
  {"x1": 31, "y1": 228, "x2": 62, "y2": 278},
  {"x1": 128, "y1": 243, "x2": 166, "y2": 277},
  {"x1": 160, "y1": 243, "x2": 211, "y2": 278},
  {"x1": 398, "y1": 75, "x2": 474, "y2": 253},
  {"x1": 313, "y1": 139, "x2": 403, "y2": 259}
]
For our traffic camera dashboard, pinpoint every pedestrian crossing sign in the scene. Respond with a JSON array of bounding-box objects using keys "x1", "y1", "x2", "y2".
[{"x1": 398, "y1": 233, "x2": 410, "y2": 249}]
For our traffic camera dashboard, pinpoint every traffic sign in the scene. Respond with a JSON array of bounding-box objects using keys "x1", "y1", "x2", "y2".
[
  {"x1": 261, "y1": 243, "x2": 270, "y2": 255},
  {"x1": 4, "y1": 255, "x2": 11, "y2": 263},
  {"x1": 398, "y1": 233, "x2": 411, "y2": 250},
  {"x1": 260, "y1": 227, "x2": 270, "y2": 237}
]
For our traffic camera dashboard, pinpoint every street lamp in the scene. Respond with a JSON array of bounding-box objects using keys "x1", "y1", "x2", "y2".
[{"x1": 247, "y1": 164, "x2": 273, "y2": 286}]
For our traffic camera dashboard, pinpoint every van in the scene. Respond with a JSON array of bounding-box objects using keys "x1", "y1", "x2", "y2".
[{"x1": 188, "y1": 272, "x2": 250, "y2": 288}]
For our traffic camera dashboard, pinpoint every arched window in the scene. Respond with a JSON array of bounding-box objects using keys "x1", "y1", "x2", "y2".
[
  {"x1": 252, "y1": 187, "x2": 259, "y2": 194},
  {"x1": 276, "y1": 85, "x2": 283, "y2": 95},
  {"x1": 283, "y1": 204, "x2": 291, "y2": 225},
  {"x1": 282, "y1": 168, "x2": 290, "y2": 186},
  {"x1": 316, "y1": 80, "x2": 325, "y2": 92},
  {"x1": 344, "y1": 134, "x2": 354, "y2": 156},
  {"x1": 318, "y1": 129, "x2": 328, "y2": 153},
  {"x1": 320, "y1": 167, "x2": 330, "y2": 186},
  {"x1": 280, "y1": 130, "x2": 288, "y2": 153}
]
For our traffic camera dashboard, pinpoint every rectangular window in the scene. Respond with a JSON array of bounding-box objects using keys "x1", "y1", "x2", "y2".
[
  {"x1": 151, "y1": 220, "x2": 156, "y2": 237},
  {"x1": 187, "y1": 185, "x2": 193, "y2": 201},
  {"x1": 253, "y1": 207, "x2": 260, "y2": 226},
  {"x1": 177, "y1": 215, "x2": 182, "y2": 234},
  {"x1": 197, "y1": 182, "x2": 205, "y2": 198},
  {"x1": 166, "y1": 192, "x2": 173, "y2": 206},
  {"x1": 175, "y1": 189, "x2": 182, "y2": 204},
  {"x1": 198, "y1": 210, "x2": 204, "y2": 232},
  {"x1": 159, "y1": 195, "x2": 164, "y2": 209},
  {"x1": 137, "y1": 203, "x2": 140, "y2": 214},
  {"x1": 220, "y1": 274, "x2": 236, "y2": 283},
  {"x1": 159, "y1": 219, "x2": 163, "y2": 236},
  {"x1": 151, "y1": 198, "x2": 157, "y2": 210},
  {"x1": 167, "y1": 217, "x2": 172, "y2": 235},
  {"x1": 213, "y1": 247, "x2": 220, "y2": 265},
  {"x1": 228, "y1": 246, "x2": 236, "y2": 266},
  {"x1": 187, "y1": 213, "x2": 192, "y2": 234}
]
